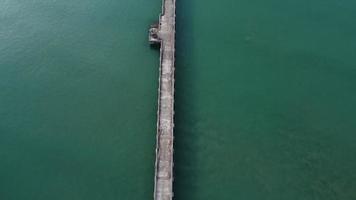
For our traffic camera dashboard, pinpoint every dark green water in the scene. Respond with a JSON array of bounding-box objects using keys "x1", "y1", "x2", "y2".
[
  {"x1": 0, "y1": 1, "x2": 159, "y2": 199},
  {"x1": 1, "y1": 0, "x2": 356, "y2": 200}
]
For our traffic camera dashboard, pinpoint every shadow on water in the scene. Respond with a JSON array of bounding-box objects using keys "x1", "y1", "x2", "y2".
[{"x1": 173, "y1": 0, "x2": 197, "y2": 199}]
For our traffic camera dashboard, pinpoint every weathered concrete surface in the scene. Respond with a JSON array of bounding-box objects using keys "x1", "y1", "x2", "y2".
[{"x1": 152, "y1": 0, "x2": 176, "y2": 200}]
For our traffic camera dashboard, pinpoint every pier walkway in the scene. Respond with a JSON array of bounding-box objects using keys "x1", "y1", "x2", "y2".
[{"x1": 149, "y1": 0, "x2": 176, "y2": 200}]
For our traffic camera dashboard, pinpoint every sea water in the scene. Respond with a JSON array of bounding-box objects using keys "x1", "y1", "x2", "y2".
[{"x1": 1, "y1": 0, "x2": 356, "y2": 199}]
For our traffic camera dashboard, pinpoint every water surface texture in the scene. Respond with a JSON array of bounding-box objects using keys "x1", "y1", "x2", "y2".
[
  {"x1": 0, "y1": 0, "x2": 160, "y2": 199},
  {"x1": 174, "y1": 0, "x2": 356, "y2": 199},
  {"x1": 1, "y1": 0, "x2": 356, "y2": 200}
]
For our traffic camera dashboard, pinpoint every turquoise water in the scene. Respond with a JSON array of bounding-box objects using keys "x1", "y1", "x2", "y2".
[
  {"x1": 1, "y1": 0, "x2": 356, "y2": 199},
  {"x1": 174, "y1": 0, "x2": 356, "y2": 199},
  {"x1": 0, "y1": 1, "x2": 159, "y2": 199}
]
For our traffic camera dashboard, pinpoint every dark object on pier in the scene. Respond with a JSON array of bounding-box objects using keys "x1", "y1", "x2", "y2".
[{"x1": 149, "y1": 23, "x2": 161, "y2": 46}]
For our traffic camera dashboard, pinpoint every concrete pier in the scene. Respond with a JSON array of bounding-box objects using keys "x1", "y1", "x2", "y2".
[{"x1": 149, "y1": 0, "x2": 176, "y2": 200}]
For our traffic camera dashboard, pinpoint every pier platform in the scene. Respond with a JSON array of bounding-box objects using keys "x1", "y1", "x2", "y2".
[{"x1": 150, "y1": 0, "x2": 176, "y2": 200}]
